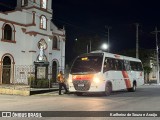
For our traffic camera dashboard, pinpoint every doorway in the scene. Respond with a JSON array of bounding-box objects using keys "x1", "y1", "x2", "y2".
[
  {"x1": 52, "y1": 61, "x2": 58, "y2": 82},
  {"x1": 2, "y1": 56, "x2": 11, "y2": 84}
]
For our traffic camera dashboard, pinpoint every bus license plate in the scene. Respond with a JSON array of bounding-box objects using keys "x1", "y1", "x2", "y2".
[{"x1": 78, "y1": 84, "x2": 84, "y2": 87}]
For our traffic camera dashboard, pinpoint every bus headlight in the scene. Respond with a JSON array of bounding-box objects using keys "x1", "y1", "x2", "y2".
[
  {"x1": 68, "y1": 78, "x2": 72, "y2": 83},
  {"x1": 93, "y1": 77, "x2": 100, "y2": 83}
]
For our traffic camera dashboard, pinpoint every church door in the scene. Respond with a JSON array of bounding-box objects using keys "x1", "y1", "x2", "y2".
[
  {"x1": 52, "y1": 61, "x2": 58, "y2": 82},
  {"x1": 2, "y1": 56, "x2": 11, "y2": 84}
]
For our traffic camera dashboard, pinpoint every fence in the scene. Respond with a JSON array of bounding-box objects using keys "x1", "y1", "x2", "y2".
[{"x1": 0, "y1": 65, "x2": 69, "y2": 89}]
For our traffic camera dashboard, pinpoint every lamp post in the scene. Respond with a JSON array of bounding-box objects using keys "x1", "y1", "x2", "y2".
[
  {"x1": 155, "y1": 27, "x2": 160, "y2": 84},
  {"x1": 105, "y1": 26, "x2": 111, "y2": 52},
  {"x1": 151, "y1": 27, "x2": 160, "y2": 84},
  {"x1": 87, "y1": 40, "x2": 92, "y2": 53}
]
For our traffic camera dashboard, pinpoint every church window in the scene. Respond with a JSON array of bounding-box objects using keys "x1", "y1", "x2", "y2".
[
  {"x1": 2, "y1": 23, "x2": 16, "y2": 43},
  {"x1": 40, "y1": 15, "x2": 47, "y2": 30},
  {"x1": 41, "y1": 0, "x2": 47, "y2": 9},
  {"x1": 21, "y1": 0, "x2": 28, "y2": 7},
  {"x1": 4, "y1": 24, "x2": 12, "y2": 40},
  {"x1": 53, "y1": 36, "x2": 60, "y2": 50}
]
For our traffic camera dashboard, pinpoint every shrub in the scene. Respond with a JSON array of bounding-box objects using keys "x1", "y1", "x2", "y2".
[
  {"x1": 36, "y1": 79, "x2": 49, "y2": 88},
  {"x1": 28, "y1": 76, "x2": 51, "y2": 88},
  {"x1": 28, "y1": 76, "x2": 35, "y2": 87}
]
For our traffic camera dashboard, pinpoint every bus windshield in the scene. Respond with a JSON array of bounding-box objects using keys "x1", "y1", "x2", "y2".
[{"x1": 70, "y1": 55, "x2": 103, "y2": 74}]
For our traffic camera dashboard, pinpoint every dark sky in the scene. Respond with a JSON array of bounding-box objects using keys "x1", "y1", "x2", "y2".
[
  {"x1": 1, "y1": 0, "x2": 160, "y2": 64},
  {"x1": 52, "y1": 0, "x2": 160, "y2": 63}
]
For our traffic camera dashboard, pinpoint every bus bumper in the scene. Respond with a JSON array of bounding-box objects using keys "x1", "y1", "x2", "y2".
[{"x1": 68, "y1": 82, "x2": 106, "y2": 92}]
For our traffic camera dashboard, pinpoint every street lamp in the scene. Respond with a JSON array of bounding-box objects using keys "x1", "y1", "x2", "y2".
[{"x1": 101, "y1": 43, "x2": 108, "y2": 51}]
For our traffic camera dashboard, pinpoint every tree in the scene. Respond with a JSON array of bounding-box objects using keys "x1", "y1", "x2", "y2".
[{"x1": 143, "y1": 66, "x2": 152, "y2": 83}]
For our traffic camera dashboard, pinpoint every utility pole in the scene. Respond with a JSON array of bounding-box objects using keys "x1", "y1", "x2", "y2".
[
  {"x1": 152, "y1": 27, "x2": 160, "y2": 84},
  {"x1": 87, "y1": 45, "x2": 88, "y2": 53},
  {"x1": 135, "y1": 23, "x2": 139, "y2": 58},
  {"x1": 105, "y1": 26, "x2": 112, "y2": 52},
  {"x1": 89, "y1": 40, "x2": 91, "y2": 52}
]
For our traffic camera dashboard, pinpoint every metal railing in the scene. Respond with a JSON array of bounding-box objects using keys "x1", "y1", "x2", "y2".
[{"x1": 0, "y1": 65, "x2": 69, "y2": 89}]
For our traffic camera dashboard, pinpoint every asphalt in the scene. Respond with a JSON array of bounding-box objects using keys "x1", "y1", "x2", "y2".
[{"x1": 32, "y1": 83, "x2": 160, "y2": 96}]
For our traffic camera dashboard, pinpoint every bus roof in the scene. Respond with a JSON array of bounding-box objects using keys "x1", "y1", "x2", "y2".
[{"x1": 89, "y1": 50, "x2": 141, "y2": 62}]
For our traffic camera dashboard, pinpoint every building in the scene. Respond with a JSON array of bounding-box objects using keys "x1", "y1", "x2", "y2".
[{"x1": 0, "y1": 0, "x2": 65, "y2": 85}]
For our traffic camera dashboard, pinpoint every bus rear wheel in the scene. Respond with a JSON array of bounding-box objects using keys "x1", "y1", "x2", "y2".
[
  {"x1": 128, "y1": 83, "x2": 136, "y2": 92},
  {"x1": 104, "y1": 83, "x2": 112, "y2": 96}
]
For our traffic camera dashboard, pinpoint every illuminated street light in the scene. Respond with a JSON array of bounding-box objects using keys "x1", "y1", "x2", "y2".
[{"x1": 101, "y1": 43, "x2": 108, "y2": 51}]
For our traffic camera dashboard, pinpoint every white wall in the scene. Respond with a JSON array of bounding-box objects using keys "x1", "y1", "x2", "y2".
[{"x1": 0, "y1": 0, "x2": 66, "y2": 83}]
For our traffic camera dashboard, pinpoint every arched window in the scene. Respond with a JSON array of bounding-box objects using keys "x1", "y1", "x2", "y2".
[
  {"x1": 40, "y1": 15, "x2": 47, "y2": 30},
  {"x1": 4, "y1": 24, "x2": 12, "y2": 40},
  {"x1": 21, "y1": 0, "x2": 28, "y2": 7},
  {"x1": 52, "y1": 61, "x2": 59, "y2": 82},
  {"x1": 2, "y1": 56, "x2": 11, "y2": 84},
  {"x1": 41, "y1": 0, "x2": 47, "y2": 9},
  {"x1": 53, "y1": 36, "x2": 58, "y2": 49}
]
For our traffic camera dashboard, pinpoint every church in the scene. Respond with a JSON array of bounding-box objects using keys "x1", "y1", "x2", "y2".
[{"x1": 0, "y1": 0, "x2": 66, "y2": 85}]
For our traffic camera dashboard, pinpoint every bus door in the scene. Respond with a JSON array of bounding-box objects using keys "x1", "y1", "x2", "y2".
[{"x1": 103, "y1": 58, "x2": 119, "y2": 90}]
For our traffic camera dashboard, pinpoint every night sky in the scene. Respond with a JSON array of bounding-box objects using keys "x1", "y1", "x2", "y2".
[
  {"x1": 1, "y1": 0, "x2": 160, "y2": 64},
  {"x1": 52, "y1": 0, "x2": 160, "y2": 63}
]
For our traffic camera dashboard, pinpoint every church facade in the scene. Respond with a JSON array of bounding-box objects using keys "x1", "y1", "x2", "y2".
[{"x1": 0, "y1": 0, "x2": 65, "y2": 84}]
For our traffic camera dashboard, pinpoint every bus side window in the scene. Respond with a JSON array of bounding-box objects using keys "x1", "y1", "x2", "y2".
[
  {"x1": 113, "y1": 59, "x2": 118, "y2": 70},
  {"x1": 137, "y1": 62, "x2": 143, "y2": 71},
  {"x1": 118, "y1": 60, "x2": 124, "y2": 70},
  {"x1": 109, "y1": 58, "x2": 115, "y2": 70},
  {"x1": 103, "y1": 58, "x2": 109, "y2": 72},
  {"x1": 124, "y1": 60, "x2": 130, "y2": 71},
  {"x1": 130, "y1": 61, "x2": 136, "y2": 71},
  {"x1": 135, "y1": 62, "x2": 139, "y2": 71},
  {"x1": 121, "y1": 60, "x2": 125, "y2": 70},
  {"x1": 115, "y1": 59, "x2": 123, "y2": 71}
]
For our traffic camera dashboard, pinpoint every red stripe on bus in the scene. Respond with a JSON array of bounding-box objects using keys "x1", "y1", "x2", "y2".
[
  {"x1": 72, "y1": 74, "x2": 94, "y2": 80},
  {"x1": 122, "y1": 71, "x2": 131, "y2": 88}
]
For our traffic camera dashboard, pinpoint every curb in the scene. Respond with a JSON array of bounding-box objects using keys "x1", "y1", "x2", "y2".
[{"x1": 30, "y1": 88, "x2": 59, "y2": 95}]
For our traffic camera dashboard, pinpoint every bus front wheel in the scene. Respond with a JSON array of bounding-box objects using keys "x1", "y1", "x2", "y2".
[{"x1": 104, "y1": 83, "x2": 112, "y2": 96}]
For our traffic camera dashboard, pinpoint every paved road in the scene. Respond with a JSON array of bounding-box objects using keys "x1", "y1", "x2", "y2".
[{"x1": 0, "y1": 85, "x2": 160, "y2": 120}]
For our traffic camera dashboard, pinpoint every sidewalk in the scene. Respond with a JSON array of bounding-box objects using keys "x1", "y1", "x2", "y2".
[
  {"x1": 30, "y1": 83, "x2": 71, "y2": 95},
  {"x1": 34, "y1": 89, "x2": 70, "y2": 96},
  {"x1": 30, "y1": 84, "x2": 59, "y2": 95},
  {"x1": 0, "y1": 84, "x2": 64, "y2": 96}
]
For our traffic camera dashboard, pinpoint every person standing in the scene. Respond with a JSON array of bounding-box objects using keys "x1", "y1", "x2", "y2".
[{"x1": 57, "y1": 71, "x2": 69, "y2": 95}]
